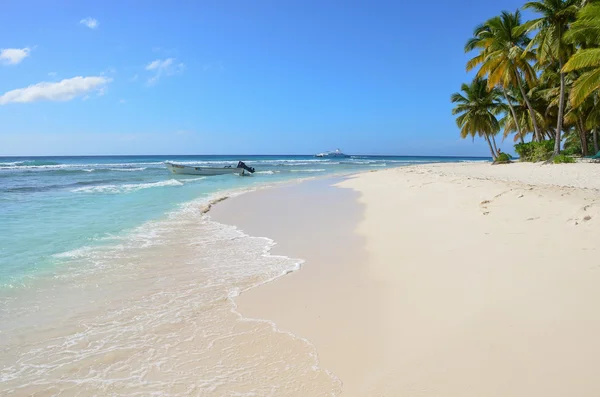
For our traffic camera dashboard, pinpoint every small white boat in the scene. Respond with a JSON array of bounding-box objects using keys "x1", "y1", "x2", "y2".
[
  {"x1": 165, "y1": 161, "x2": 255, "y2": 176},
  {"x1": 315, "y1": 148, "x2": 349, "y2": 158}
]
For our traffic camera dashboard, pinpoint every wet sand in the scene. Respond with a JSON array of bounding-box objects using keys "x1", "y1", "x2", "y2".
[{"x1": 211, "y1": 178, "x2": 380, "y2": 394}]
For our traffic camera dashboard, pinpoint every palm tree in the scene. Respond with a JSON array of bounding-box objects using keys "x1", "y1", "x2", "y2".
[
  {"x1": 524, "y1": 0, "x2": 580, "y2": 155},
  {"x1": 563, "y1": 3, "x2": 600, "y2": 107},
  {"x1": 502, "y1": 86, "x2": 546, "y2": 142},
  {"x1": 564, "y1": 96, "x2": 592, "y2": 155},
  {"x1": 465, "y1": 10, "x2": 543, "y2": 141},
  {"x1": 451, "y1": 78, "x2": 504, "y2": 159}
]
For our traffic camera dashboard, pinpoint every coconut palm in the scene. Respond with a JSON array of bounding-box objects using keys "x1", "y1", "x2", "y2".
[
  {"x1": 451, "y1": 78, "x2": 504, "y2": 159},
  {"x1": 502, "y1": 86, "x2": 546, "y2": 142},
  {"x1": 456, "y1": 1, "x2": 600, "y2": 158},
  {"x1": 563, "y1": 3, "x2": 600, "y2": 107},
  {"x1": 465, "y1": 10, "x2": 543, "y2": 141},
  {"x1": 564, "y1": 96, "x2": 592, "y2": 155},
  {"x1": 524, "y1": 0, "x2": 580, "y2": 155},
  {"x1": 585, "y1": 92, "x2": 600, "y2": 153}
]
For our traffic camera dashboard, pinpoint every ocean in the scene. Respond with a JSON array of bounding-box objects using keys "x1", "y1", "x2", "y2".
[{"x1": 0, "y1": 155, "x2": 486, "y2": 396}]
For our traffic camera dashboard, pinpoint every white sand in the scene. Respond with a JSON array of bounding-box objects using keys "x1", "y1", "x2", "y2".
[{"x1": 213, "y1": 162, "x2": 600, "y2": 396}]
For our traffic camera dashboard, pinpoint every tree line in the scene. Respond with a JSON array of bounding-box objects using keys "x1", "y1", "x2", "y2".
[{"x1": 451, "y1": 0, "x2": 600, "y2": 162}]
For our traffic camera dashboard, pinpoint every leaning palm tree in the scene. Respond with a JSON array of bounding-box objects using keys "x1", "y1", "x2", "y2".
[
  {"x1": 465, "y1": 10, "x2": 543, "y2": 141},
  {"x1": 563, "y1": 3, "x2": 600, "y2": 107},
  {"x1": 524, "y1": 0, "x2": 580, "y2": 155},
  {"x1": 501, "y1": 85, "x2": 547, "y2": 142},
  {"x1": 451, "y1": 78, "x2": 504, "y2": 159}
]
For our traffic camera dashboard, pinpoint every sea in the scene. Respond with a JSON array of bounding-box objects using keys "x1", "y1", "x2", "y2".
[{"x1": 0, "y1": 155, "x2": 487, "y2": 396}]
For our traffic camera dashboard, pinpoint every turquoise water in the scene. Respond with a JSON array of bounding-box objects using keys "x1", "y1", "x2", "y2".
[
  {"x1": 0, "y1": 155, "x2": 486, "y2": 287},
  {"x1": 1, "y1": 154, "x2": 490, "y2": 395}
]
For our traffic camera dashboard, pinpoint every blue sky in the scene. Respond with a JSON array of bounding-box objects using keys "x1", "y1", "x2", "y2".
[{"x1": 0, "y1": 0, "x2": 530, "y2": 156}]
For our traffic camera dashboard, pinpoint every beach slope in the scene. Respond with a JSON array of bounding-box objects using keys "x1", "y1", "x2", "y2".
[{"x1": 212, "y1": 162, "x2": 600, "y2": 396}]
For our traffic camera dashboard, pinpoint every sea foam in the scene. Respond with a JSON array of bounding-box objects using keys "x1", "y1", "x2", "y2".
[
  {"x1": 72, "y1": 179, "x2": 184, "y2": 194},
  {"x1": 0, "y1": 189, "x2": 341, "y2": 396}
]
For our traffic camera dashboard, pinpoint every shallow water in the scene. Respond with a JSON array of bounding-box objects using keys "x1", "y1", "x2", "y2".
[{"x1": 0, "y1": 155, "x2": 487, "y2": 395}]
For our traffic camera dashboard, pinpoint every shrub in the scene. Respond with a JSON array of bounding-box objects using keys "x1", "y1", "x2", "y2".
[
  {"x1": 553, "y1": 153, "x2": 575, "y2": 164},
  {"x1": 531, "y1": 144, "x2": 552, "y2": 162},
  {"x1": 562, "y1": 145, "x2": 581, "y2": 156},
  {"x1": 494, "y1": 152, "x2": 512, "y2": 164},
  {"x1": 514, "y1": 140, "x2": 554, "y2": 162},
  {"x1": 514, "y1": 142, "x2": 534, "y2": 160}
]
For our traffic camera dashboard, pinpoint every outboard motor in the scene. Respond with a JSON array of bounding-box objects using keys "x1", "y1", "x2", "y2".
[{"x1": 237, "y1": 161, "x2": 255, "y2": 174}]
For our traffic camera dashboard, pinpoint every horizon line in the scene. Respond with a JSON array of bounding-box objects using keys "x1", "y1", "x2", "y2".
[{"x1": 0, "y1": 153, "x2": 493, "y2": 158}]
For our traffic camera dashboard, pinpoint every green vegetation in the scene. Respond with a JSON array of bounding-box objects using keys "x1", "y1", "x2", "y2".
[
  {"x1": 553, "y1": 153, "x2": 576, "y2": 163},
  {"x1": 494, "y1": 152, "x2": 513, "y2": 163},
  {"x1": 451, "y1": 78, "x2": 504, "y2": 160},
  {"x1": 514, "y1": 140, "x2": 555, "y2": 161},
  {"x1": 452, "y1": 0, "x2": 600, "y2": 161}
]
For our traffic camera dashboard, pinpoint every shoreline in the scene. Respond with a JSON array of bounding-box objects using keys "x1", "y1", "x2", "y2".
[
  {"x1": 210, "y1": 176, "x2": 370, "y2": 394},
  {"x1": 211, "y1": 162, "x2": 600, "y2": 396}
]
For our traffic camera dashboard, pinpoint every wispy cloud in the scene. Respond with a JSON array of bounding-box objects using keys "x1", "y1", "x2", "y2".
[
  {"x1": 48, "y1": 71, "x2": 57, "y2": 77},
  {"x1": 119, "y1": 99, "x2": 126, "y2": 104},
  {"x1": 146, "y1": 58, "x2": 173, "y2": 71},
  {"x1": 0, "y1": 76, "x2": 112, "y2": 105},
  {"x1": 129, "y1": 74, "x2": 139, "y2": 82},
  {"x1": 80, "y1": 17, "x2": 98, "y2": 29},
  {"x1": 145, "y1": 58, "x2": 184, "y2": 85},
  {"x1": 0, "y1": 47, "x2": 31, "y2": 65}
]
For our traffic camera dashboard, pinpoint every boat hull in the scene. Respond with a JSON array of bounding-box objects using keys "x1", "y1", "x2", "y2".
[
  {"x1": 314, "y1": 154, "x2": 350, "y2": 158},
  {"x1": 165, "y1": 162, "x2": 246, "y2": 176}
]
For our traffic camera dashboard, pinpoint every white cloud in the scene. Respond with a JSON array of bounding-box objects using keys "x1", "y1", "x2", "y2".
[
  {"x1": 146, "y1": 58, "x2": 173, "y2": 71},
  {"x1": 0, "y1": 47, "x2": 31, "y2": 65},
  {"x1": 0, "y1": 76, "x2": 112, "y2": 105},
  {"x1": 80, "y1": 17, "x2": 98, "y2": 29},
  {"x1": 144, "y1": 58, "x2": 184, "y2": 85}
]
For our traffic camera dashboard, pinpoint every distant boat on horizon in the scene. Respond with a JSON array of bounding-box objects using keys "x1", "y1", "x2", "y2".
[{"x1": 314, "y1": 149, "x2": 350, "y2": 158}]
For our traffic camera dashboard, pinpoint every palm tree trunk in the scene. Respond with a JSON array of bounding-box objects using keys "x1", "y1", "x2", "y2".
[
  {"x1": 520, "y1": 134, "x2": 525, "y2": 144},
  {"x1": 578, "y1": 117, "x2": 589, "y2": 157},
  {"x1": 491, "y1": 134, "x2": 499, "y2": 154},
  {"x1": 515, "y1": 74, "x2": 542, "y2": 142},
  {"x1": 502, "y1": 87, "x2": 523, "y2": 141},
  {"x1": 554, "y1": 65, "x2": 566, "y2": 155},
  {"x1": 485, "y1": 134, "x2": 497, "y2": 160},
  {"x1": 594, "y1": 94, "x2": 599, "y2": 155}
]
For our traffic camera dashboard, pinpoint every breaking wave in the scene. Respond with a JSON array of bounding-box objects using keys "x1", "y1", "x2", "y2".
[{"x1": 72, "y1": 179, "x2": 184, "y2": 194}]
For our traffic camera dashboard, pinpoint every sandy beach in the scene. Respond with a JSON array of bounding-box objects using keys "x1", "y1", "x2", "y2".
[{"x1": 211, "y1": 162, "x2": 600, "y2": 396}]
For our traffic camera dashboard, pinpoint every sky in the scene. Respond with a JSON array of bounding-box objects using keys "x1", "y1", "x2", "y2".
[{"x1": 0, "y1": 0, "x2": 532, "y2": 156}]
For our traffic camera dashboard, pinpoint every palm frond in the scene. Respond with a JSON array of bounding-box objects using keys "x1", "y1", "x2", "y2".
[
  {"x1": 563, "y1": 48, "x2": 600, "y2": 72},
  {"x1": 570, "y1": 68, "x2": 600, "y2": 107}
]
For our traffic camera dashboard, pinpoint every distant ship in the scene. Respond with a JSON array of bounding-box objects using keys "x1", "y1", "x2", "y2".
[{"x1": 314, "y1": 149, "x2": 350, "y2": 158}]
